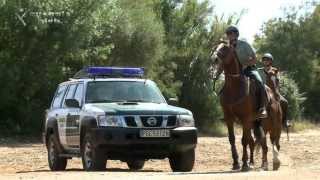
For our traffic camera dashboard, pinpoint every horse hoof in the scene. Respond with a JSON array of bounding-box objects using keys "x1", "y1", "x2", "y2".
[
  {"x1": 241, "y1": 164, "x2": 251, "y2": 172},
  {"x1": 273, "y1": 161, "x2": 280, "y2": 170},
  {"x1": 232, "y1": 163, "x2": 240, "y2": 170}
]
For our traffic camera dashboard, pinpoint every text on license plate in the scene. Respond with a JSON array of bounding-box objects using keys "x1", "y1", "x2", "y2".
[{"x1": 140, "y1": 129, "x2": 170, "y2": 138}]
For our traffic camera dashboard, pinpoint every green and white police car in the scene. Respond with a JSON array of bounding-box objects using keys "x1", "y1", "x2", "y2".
[{"x1": 43, "y1": 67, "x2": 197, "y2": 172}]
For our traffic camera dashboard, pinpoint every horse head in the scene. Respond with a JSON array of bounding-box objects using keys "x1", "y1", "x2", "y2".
[
  {"x1": 265, "y1": 67, "x2": 281, "y2": 100},
  {"x1": 213, "y1": 41, "x2": 241, "y2": 76}
]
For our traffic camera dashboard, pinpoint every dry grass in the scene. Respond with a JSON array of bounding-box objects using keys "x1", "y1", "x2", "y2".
[
  {"x1": 290, "y1": 120, "x2": 320, "y2": 132},
  {"x1": 201, "y1": 119, "x2": 320, "y2": 137},
  {"x1": 200, "y1": 120, "x2": 228, "y2": 137}
]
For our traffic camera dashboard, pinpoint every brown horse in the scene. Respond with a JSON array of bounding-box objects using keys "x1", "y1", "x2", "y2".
[
  {"x1": 258, "y1": 67, "x2": 283, "y2": 170},
  {"x1": 263, "y1": 67, "x2": 280, "y2": 100},
  {"x1": 262, "y1": 67, "x2": 288, "y2": 128},
  {"x1": 212, "y1": 42, "x2": 282, "y2": 171}
]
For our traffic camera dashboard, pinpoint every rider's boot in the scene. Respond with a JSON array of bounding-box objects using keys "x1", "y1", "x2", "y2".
[{"x1": 257, "y1": 87, "x2": 268, "y2": 119}]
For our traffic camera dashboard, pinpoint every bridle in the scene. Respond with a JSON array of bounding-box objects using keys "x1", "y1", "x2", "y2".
[{"x1": 213, "y1": 42, "x2": 242, "y2": 78}]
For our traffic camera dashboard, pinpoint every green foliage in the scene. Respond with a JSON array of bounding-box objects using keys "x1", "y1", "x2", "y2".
[
  {"x1": 0, "y1": 0, "x2": 118, "y2": 134},
  {"x1": 107, "y1": 0, "x2": 165, "y2": 71},
  {"x1": 279, "y1": 73, "x2": 305, "y2": 120}
]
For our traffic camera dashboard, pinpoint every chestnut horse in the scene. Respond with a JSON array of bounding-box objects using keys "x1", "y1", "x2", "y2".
[
  {"x1": 212, "y1": 42, "x2": 282, "y2": 171},
  {"x1": 258, "y1": 67, "x2": 283, "y2": 170}
]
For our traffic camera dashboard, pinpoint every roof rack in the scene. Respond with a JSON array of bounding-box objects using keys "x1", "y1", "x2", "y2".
[{"x1": 72, "y1": 66, "x2": 145, "y2": 79}]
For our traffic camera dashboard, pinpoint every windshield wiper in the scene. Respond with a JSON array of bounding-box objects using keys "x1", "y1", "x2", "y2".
[
  {"x1": 126, "y1": 99, "x2": 149, "y2": 102},
  {"x1": 88, "y1": 100, "x2": 125, "y2": 103},
  {"x1": 126, "y1": 99, "x2": 162, "y2": 104}
]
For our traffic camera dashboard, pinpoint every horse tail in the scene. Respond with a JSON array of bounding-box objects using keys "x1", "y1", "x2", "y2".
[{"x1": 253, "y1": 120, "x2": 265, "y2": 153}]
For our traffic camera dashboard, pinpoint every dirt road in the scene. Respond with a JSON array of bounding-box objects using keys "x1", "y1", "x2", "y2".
[{"x1": 0, "y1": 129, "x2": 320, "y2": 179}]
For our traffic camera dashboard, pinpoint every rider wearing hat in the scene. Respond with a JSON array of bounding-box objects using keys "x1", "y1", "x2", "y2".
[
  {"x1": 260, "y1": 53, "x2": 290, "y2": 127},
  {"x1": 225, "y1": 25, "x2": 267, "y2": 118}
]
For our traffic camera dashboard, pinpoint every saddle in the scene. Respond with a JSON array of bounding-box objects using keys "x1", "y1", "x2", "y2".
[{"x1": 221, "y1": 75, "x2": 271, "y2": 106}]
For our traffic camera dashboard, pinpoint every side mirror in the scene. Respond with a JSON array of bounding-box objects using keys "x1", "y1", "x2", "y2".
[
  {"x1": 168, "y1": 98, "x2": 178, "y2": 106},
  {"x1": 65, "y1": 99, "x2": 80, "y2": 108}
]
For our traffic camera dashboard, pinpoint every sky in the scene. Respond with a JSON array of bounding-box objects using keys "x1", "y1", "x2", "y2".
[{"x1": 210, "y1": 0, "x2": 316, "y2": 43}]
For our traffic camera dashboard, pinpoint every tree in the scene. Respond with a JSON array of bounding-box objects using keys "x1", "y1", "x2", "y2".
[
  {"x1": 0, "y1": 0, "x2": 118, "y2": 134},
  {"x1": 153, "y1": 0, "x2": 241, "y2": 129}
]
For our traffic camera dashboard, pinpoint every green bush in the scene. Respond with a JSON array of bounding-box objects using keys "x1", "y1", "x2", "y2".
[{"x1": 279, "y1": 73, "x2": 306, "y2": 120}]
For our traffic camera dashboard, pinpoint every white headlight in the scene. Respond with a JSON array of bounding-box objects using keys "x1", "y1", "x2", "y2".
[
  {"x1": 97, "y1": 115, "x2": 123, "y2": 127},
  {"x1": 177, "y1": 114, "x2": 195, "y2": 127}
]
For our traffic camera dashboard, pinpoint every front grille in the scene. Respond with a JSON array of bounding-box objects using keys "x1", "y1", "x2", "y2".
[
  {"x1": 167, "y1": 116, "x2": 177, "y2": 126},
  {"x1": 140, "y1": 116, "x2": 163, "y2": 127},
  {"x1": 123, "y1": 115, "x2": 177, "y2": 128},
  {"x1": 125, "y1": 116, "x2": 137, "y2": 127}
]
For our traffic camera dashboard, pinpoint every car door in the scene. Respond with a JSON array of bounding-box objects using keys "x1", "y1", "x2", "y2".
[
  {"x1": 51, "y1": 84, "x2": 68, "y2": 147},
  {"x1": 65, "y1": 83, "x2": 83, "y2": 148}
]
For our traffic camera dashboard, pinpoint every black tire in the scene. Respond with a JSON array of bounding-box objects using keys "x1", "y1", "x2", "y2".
[
  {"x1": 127, "y1": 160, "x2": 145, "y2": 170},
  {"x1": 47, "y1": 134, "x2": 67, "y2": 171},
  {"x1": 169, "y1": 149, "x2": 195, "y2": 172},
  {"x1": 81, "y1": 134, "x2": 106, "y2": 171}
]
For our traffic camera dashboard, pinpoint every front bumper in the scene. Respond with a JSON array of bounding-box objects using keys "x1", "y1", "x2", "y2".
[{"x1": 90, "y1": 127, "x2": 197, "y2": 160}]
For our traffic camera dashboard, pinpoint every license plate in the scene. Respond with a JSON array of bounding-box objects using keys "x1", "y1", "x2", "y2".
[{"x1": 140, "y1": 129, "x2": 170, "y2": 138}]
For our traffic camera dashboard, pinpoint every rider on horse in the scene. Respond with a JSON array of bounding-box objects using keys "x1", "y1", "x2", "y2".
[
  {"x1": 260, "y1": 53, "x2": 291, "y2": 127},
  {"x1": 225, "y1": 26, "x2": 267, "y2": 118}
]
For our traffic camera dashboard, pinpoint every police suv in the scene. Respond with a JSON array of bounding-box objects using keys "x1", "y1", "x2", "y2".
[{"x1": 43, "y1": 67, "x2": 197, "y2": 172}]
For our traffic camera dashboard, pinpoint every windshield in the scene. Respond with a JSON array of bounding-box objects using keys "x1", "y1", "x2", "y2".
[{"x1": 85, "y1": 81, "x2": 166, "y2": 104}]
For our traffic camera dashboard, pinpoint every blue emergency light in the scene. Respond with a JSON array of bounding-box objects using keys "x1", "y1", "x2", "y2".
[{"x1": 73, "y1": 66, "x2": 144, "y2": 79}]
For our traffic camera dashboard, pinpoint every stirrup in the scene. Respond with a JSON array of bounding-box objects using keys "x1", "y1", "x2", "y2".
[{"x1": 257, "y1": 108, "x2": 268, "y2": 119}]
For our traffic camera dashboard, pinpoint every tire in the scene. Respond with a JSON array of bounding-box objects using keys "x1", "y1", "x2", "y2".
[
  {"x1": 127, "y1": 160, "x2": 145, "y2": 170},
  {"x1": 47, "y1": 134, "x2": 67, "y2": 171},
  {"x1": 81, "y1": 134, "x2": 106, "y2": 171},
  {"x1": 169, "y1": 149, "x2": 195, "y2": 172}
]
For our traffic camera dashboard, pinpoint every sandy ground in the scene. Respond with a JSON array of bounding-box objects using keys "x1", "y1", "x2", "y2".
[{"x1": 0, "y1": 128, "x2": 320, "y2": 179}]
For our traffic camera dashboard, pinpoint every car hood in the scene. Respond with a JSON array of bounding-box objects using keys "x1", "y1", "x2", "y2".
[{"x1": 84, "y1": 103, "x2": 191, "y2": 115}]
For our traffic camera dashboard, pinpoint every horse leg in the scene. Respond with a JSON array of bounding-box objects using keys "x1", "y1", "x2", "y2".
[
  {"x1": 270, "y1": 133, "x2": 281, "y2": 170},
  {"x1": 248, "y1": 130, "x2": 255, "y2": 167},
  {"x1": 271, "y1": 106, "x2": 282, "y2": 171},
  {"x1": 261, "y1": 131, "x2": 268, "y2": 171},
  {"x1": 241, "y1": 127, "x2": 251, "y2": 171},
  {"x1": 226, "y1": 120, "x2": 240, "y2": 170}
]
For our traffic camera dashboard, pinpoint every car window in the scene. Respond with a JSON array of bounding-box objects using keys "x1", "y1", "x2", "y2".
[
  {"x1": 74, "y1": 83, "x2": 84, "y2": 106},
  {"x1": 52, "y1": 85, "x2": 68, "y2": 108},
  {"x1": 63, "y1": 84, "x2": 77, "y2": 107},
  {"x1": 85, "y1": 81, "x2": 166, "y2": 103}
]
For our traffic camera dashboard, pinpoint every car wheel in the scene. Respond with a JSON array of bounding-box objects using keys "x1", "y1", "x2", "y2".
[
  {"x1": 169, "y1": 149, "x2": 195, "y2": 172},
  {"x1": 81, "y1": 134, "x2": 106, "y2": 171},
  {"x1": 47, "y1": 134, "x2": 67, "y2": 171},
  {"x1": 127, "y1": 160, "x2": 145, "y2": 170}
]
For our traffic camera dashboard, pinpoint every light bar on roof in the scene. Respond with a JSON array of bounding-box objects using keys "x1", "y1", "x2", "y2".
[{"x1": 78, "y1": 66, "x2": 144, "y2": 78}]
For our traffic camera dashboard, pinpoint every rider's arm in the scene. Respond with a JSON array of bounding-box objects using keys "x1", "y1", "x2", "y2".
[{"x1": 246, "y1": 42, "x2": 257, "y2": 66}]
